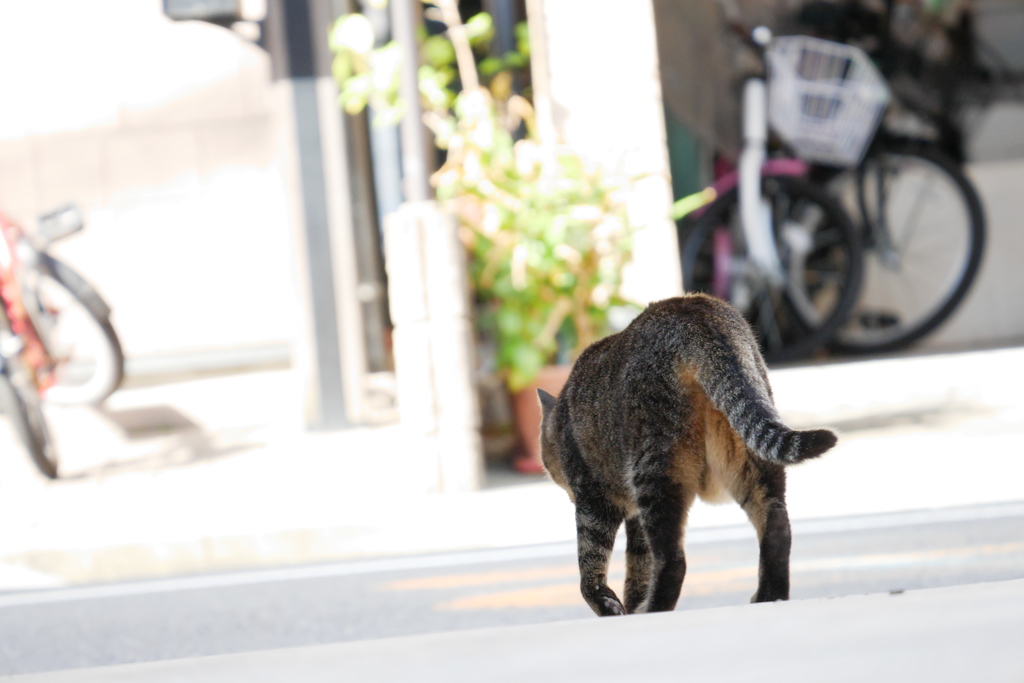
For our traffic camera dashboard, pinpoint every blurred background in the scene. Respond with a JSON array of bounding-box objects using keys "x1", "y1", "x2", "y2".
[{"x1": 0, "y1": 0, "x2": 1023, "y2": 676}]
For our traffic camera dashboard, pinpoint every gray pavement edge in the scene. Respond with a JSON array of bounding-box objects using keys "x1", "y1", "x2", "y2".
[{"x1": 6, "y1": 578, "x2": 1024, "y2": 683}]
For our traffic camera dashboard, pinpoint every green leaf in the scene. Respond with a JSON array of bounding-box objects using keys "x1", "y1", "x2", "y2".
[
  {"x1": 514, "y1": 21, "x2": 531, "y2": 56},
  {"x1": 331, "y1": 52, "x2": 352, "y2": 84},
  {"x1": 558, "y1": 154, "x2": 585, "y2": 181},
  {"x1": 465, "y1": 12, "x2": 495, "y2": 41},
  {"x1": 671, "y1": 187, "x2": 717, "y2": 219},
  {"x1": 432, "y1": 115, "x2": 458, "y2": 148},
  {"x1": 421, "y1": 35, "x2": 456, "y2": 68},
  {"x1": 551, "y1": 271, "x2": 575, "y2": 289},
  {"x1": 339, "y1": 74, "x2": 372, "y2": 114},
  {"x1": 371, "y1": 103, "x2": 405, "y2": 127},
  {"x1": 329, "y1": 14, "x2": 375, "y2": 55},
  {"x1": 419, "y1": 65, "x2": 454, "y2": 109},
  {"x1": 501, "y1": 51, "x2": 529, "y2": 69},
  {"x1": 371, "y1": 42, "x2": 403, "y2": 84},
  {"x1": 479, "y1": 57, "x2": 504, "y2": 77},
  {"x1": 496, "y1": 307, "x2": 524, "y2": 335},
  {"x1": 505, "y1": 341, "x2": 547, "y2": 391}
]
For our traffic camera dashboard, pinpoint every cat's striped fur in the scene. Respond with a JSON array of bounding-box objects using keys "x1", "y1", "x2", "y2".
[{"x1": 538, "y1": 294, "x2": 836, "y2": 616}]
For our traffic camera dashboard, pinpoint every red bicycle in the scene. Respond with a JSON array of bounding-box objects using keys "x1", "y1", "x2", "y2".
[{"x1": 0, "y1": 206, "x2": 124, "y2": 478}]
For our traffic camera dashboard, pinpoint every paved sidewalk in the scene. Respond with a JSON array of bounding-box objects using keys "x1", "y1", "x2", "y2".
[
  {"x1": 9, "y1": 578, "x2": 1024, "y2": 682},
  {"x1": 0, "y1": 344, "x2": 1022, "y2": 590}
]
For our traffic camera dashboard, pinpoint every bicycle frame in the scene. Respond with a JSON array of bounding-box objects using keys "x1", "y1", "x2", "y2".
[
  {"x1": 0, "y1": 212, "x2": 57, "y2": 398},
  {"x1": 711, "y1": 158, "x2": 811, "y2": 200},
  {"x1": 738, "y1": 77, "x2": 787, "y2": 286}
]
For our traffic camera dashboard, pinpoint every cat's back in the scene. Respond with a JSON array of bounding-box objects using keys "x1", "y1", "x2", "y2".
[
  {"x1": 567, "y1": 293, "x2": 745, "y2": 376},
  {"x1": 570, "y1": 294, "x2": 756, "y2": 378},
  {"x1": 562, "y1": 294, "x2": 752, "y2": 434},
  {"x1": 563, "y1": 294, "x2": 764, "y2": 429},
  {"x1": 628, "y1": 294, "x2": 756, "y2": 349}
]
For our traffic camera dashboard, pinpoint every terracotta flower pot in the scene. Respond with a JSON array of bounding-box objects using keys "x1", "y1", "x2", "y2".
[{"x1": 510, "y1": 364, "x2": 572, "y2": 474}]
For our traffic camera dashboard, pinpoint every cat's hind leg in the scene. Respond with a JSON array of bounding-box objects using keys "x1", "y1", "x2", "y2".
[
  {"x1": 575, "y1": 495, "x2": 626, "y2": 616},
  {"x1": 632, "y1": 466, "x2": 696, "y2": 613},
  {"x1": 623, "y1": 515, "x2": 651, "y2": 614},
  {"x1": 730, "y1": 458, "x2": 791, "y2": 603},
  {"x1": 706, "y1": 403, "x2": 792, "y2": 603}
]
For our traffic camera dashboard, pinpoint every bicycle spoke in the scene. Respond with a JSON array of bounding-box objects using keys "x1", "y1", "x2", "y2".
[
  {"x1": 889, "y1": 171, "x2": 935, "y2": 251},
  {"x1": 683, "y1": 175, "x2": 862, "y2": 362},
  {"x1": 756, "y1": 286, "x2": 786, "y2": 353},
  {"x1": 839, "y1": 144, "x2": 983, "y2": 352}
]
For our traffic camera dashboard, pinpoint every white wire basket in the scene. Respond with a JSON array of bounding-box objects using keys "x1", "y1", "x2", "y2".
[{"x1": 767, "y1": 35, "x2": 891, "y2": 167}]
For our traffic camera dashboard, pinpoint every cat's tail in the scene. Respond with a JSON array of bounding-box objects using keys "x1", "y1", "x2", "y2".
[{"x1": 694, "y1": 343, "x2": 837, "y2": 465}]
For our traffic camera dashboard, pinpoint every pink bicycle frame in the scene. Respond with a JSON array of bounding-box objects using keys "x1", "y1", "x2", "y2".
[
  {"x1": 696, "y1": 157, "x2": 811, "y2": 217},
  {"x1": 696, "y1": 157, "x2": 810, "y2": 300}
]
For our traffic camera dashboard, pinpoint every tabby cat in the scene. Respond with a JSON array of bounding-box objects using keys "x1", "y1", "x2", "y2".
[{"x1": 537, "y1": 293, "x2": 836, "y2": 616}]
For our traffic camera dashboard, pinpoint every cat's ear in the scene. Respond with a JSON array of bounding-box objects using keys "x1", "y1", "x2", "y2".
[{"x1": 537, "y1": 389, "x2": 556, "y2": 419}]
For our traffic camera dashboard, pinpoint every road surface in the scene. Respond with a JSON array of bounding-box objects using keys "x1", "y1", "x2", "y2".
[{"x1": 2, "y1": 501, "x2": 1023, "y2": 676}]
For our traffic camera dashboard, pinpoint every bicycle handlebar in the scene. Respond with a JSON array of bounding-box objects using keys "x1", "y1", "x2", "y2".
[{"x1": 724, "y1": 17, "x2": 772, "y2": 53}]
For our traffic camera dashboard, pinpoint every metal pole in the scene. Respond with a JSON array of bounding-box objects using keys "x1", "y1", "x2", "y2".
[
  {"x1": 483, "y1": 0, "x2": 518, "y2": 56},
  {"x1": 268, "y1": 0, "x2": 353, "y2": 429},
  {"x1": 360, "y1": 0, "x2": 405, "y2": 221},
  {"x1": 389, "y1": 0, "x2": 433, "y2": 202}
]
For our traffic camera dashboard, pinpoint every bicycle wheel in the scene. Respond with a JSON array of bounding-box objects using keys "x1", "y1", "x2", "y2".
[
  {"x1": 681, "y1": 175, "x2": 863, "y2": 364},
  {"x1": 25, "y1": 253, "x2": 124, "y2": 405},
  {"x1": 0, "y1": 369, "x2": 58, "y2": 479},
  {"x1": 831, "y1": 143, "x2": 985, "y2": 353}
]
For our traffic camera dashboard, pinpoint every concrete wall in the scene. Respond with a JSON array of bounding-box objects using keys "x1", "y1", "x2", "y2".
[
  {"x1": 0, "y1": 0, "x2": 296, "y2": 371},
  {"x1": 921, "y1": 106, "x2": 1024, "y2": 351}
]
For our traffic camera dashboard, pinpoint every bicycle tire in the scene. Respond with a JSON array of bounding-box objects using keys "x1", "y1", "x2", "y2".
[
  {"x1": 0, "y1": 370, "x2": 58, "y2": 479},
  {"x1": 681, "y1": 175, "x2": 863, "y2": 364},
  {"x1": 831, "y1": 142, "x2": 985, "y2": 354},
  {"x1": 30, "y1": 253, "x2": 124, "y2": 405}
]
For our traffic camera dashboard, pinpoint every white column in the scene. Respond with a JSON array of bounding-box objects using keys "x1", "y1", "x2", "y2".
[
  {"x1": 527, "y1": 0, "x2": 683, "y2": 305},
  {"x1": 385, "y1": 202, "x2": 483, "y2": 493}
]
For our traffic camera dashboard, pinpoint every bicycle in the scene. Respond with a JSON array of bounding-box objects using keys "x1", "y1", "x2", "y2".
[
  {"x1": 821, "y1": 135, "x2": 986, "y2": 353},
  {"x1": 794, "y1": 1, "x2": 990, "y2": 353},
  {"x1": 676, "y1": 23, "x2": 868, "y2": 364},
  {"x1": 0, "y1": 205, "x2": 124, "y2": 478}
]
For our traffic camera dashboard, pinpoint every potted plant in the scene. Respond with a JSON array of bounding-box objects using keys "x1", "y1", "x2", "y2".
[{"x1": 331, "y1": 1, "x2": 637, "y2": 472}]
